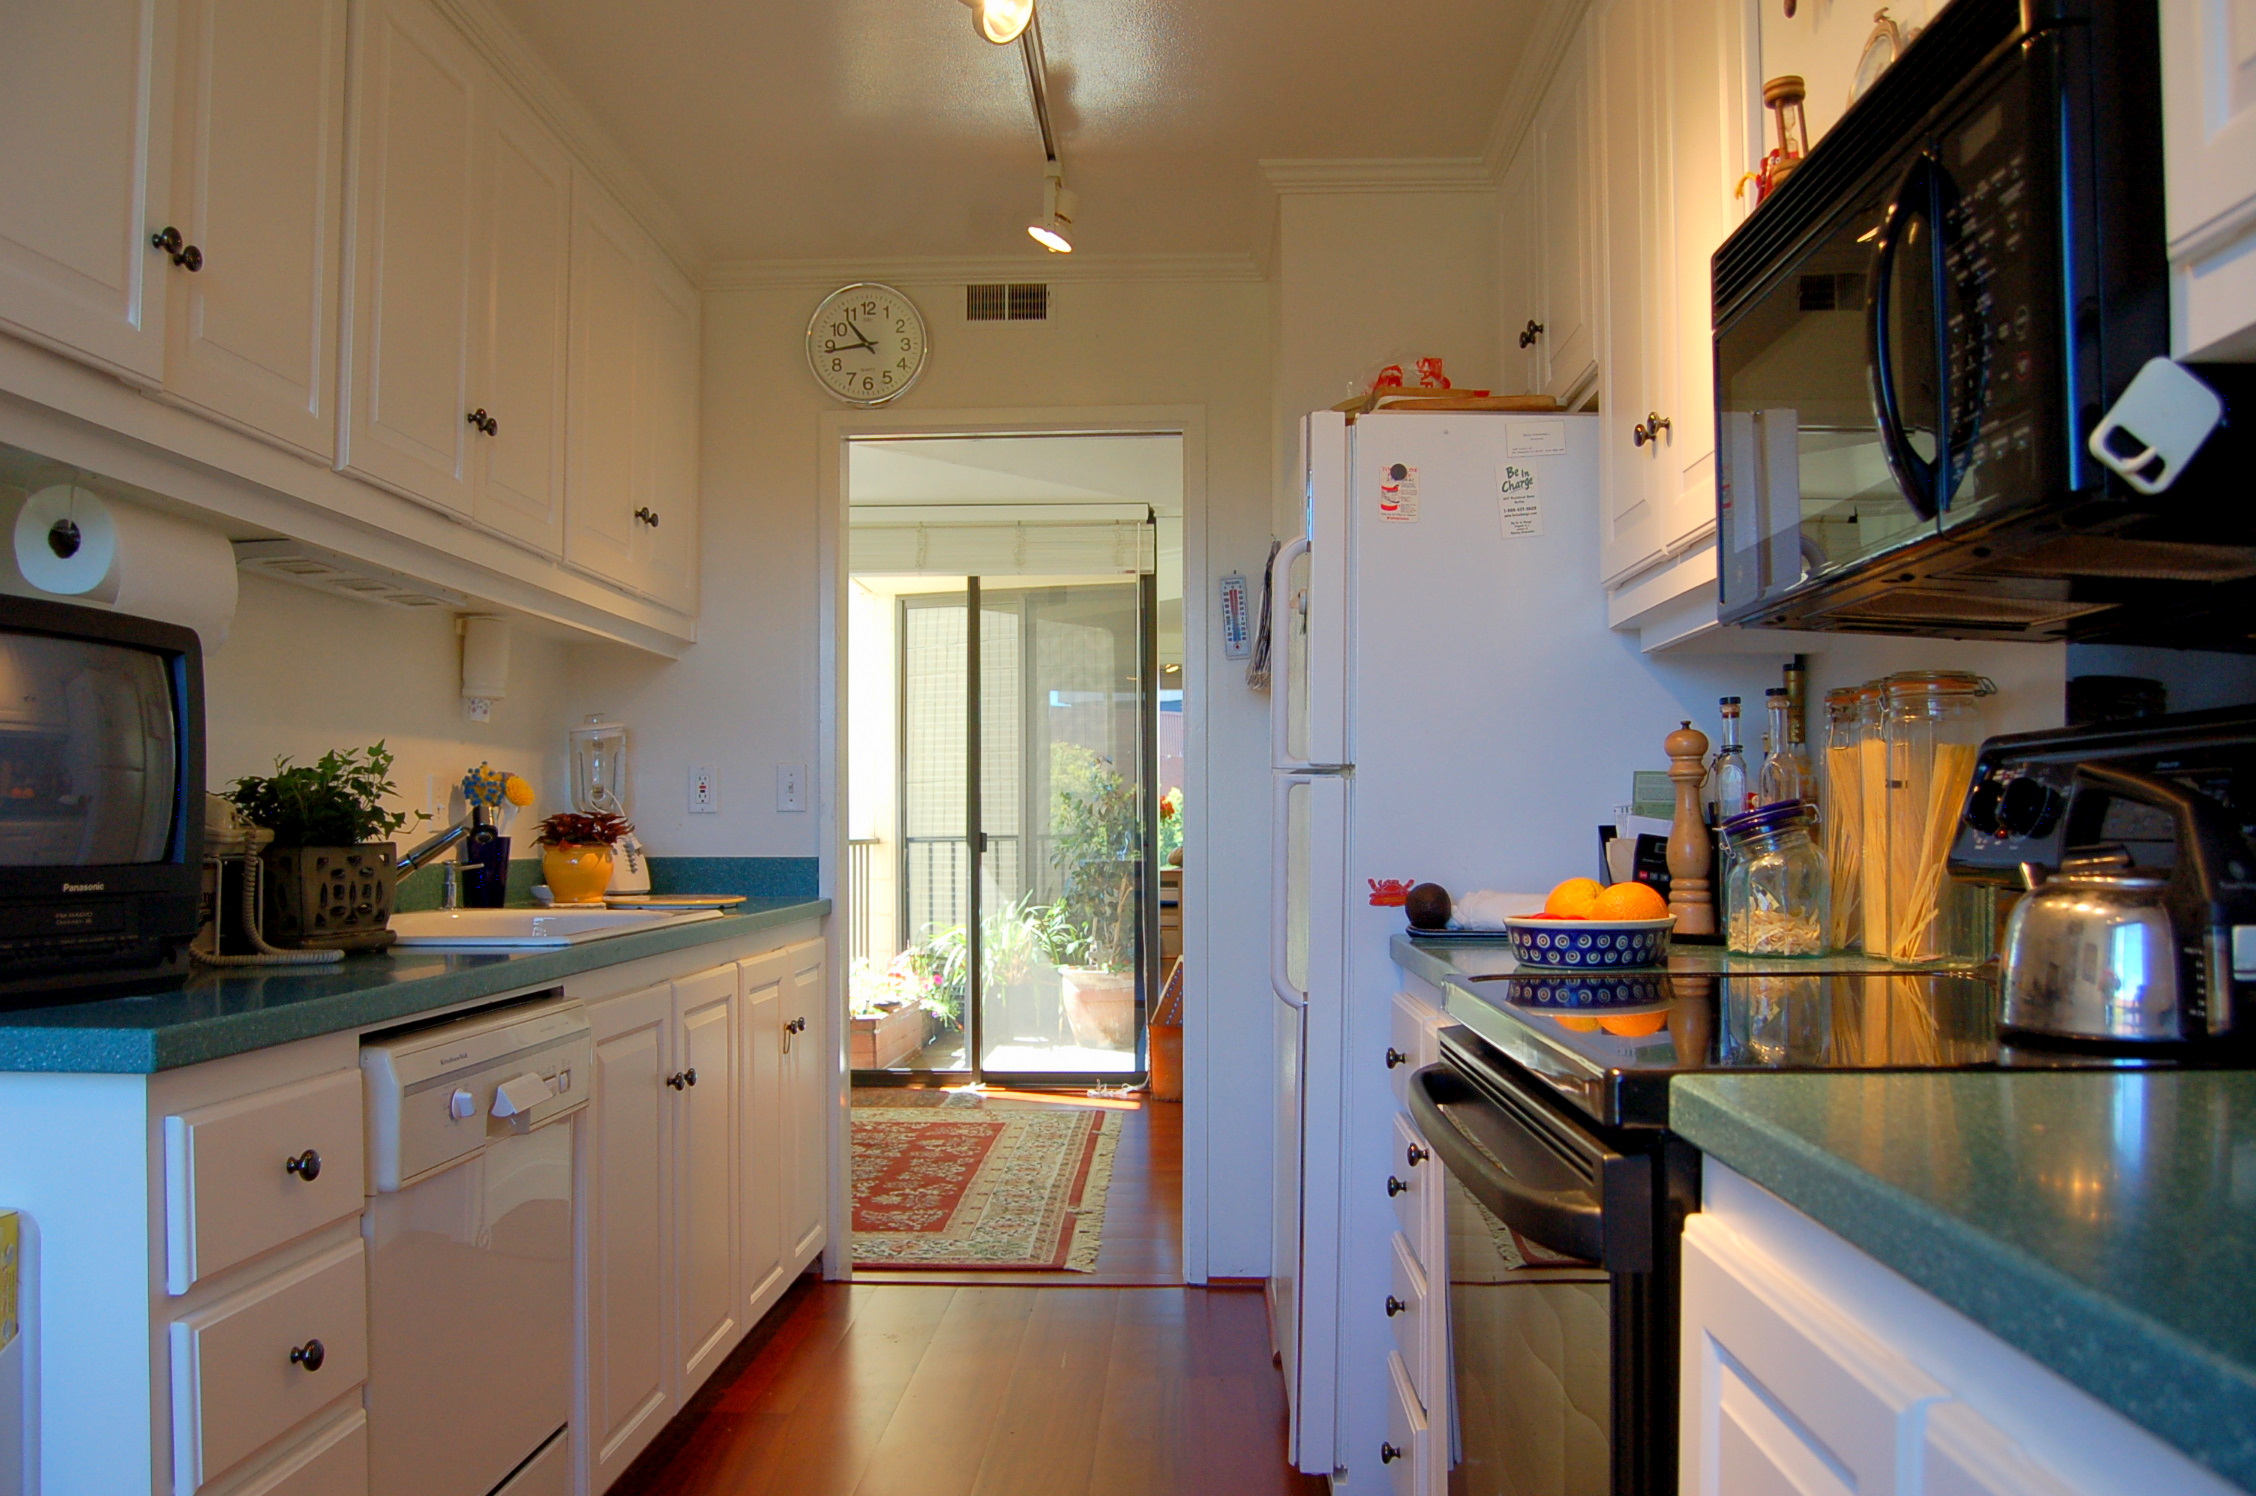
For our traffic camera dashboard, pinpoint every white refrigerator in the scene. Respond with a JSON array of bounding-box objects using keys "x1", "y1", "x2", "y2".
[{"x1": 1268, "y1": 409, "x2": 1728, "y2": 1483}]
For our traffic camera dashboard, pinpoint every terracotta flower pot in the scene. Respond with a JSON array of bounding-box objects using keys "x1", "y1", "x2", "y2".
[
  {"x1": 542, "y1": 843, "x2": 614, "y2": 904},
  {"x1": 1059, "y1": 967, "x2": 1137, "y2": 1050}
]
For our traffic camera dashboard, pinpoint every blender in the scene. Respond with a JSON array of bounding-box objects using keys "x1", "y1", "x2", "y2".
[{"x1": 569, "y1": 717, "x2": 651, "y2": 896}]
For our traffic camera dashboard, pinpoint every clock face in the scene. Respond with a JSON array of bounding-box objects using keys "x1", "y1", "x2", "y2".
[
  {"x1": 1850, "y1": 16, "x2": 1904, "y2": 104},
  {"x1": 807, "y1": 284, "x2": 927, "y2": 405}
]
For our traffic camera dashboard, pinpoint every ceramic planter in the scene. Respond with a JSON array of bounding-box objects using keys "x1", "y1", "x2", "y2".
[
  {"x1": 261, "y1": 843, "x2": 398, "y2": 952},
  {"x1": 1059, "y1": 966, "x2": 1137, "y2": 1050},
  {"x1": 542, "y1": 843, "x2": 614, "y2": 904}
]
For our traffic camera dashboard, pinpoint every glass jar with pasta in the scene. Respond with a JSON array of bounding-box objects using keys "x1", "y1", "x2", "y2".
[
  {"x1": 1722, "y1": 802, "x2": 1829, "y2": 957},
  {"x1": 1822, "y1": 686, "x2": 1871, "y2": 952},
  {"x1": 1879, "y1": 671, "x2": 1995, "y2": 963}
]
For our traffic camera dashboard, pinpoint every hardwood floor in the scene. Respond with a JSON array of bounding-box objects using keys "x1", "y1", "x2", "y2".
[
  {"x1": 612, "y1": 1096, "x2": 1323, "y2": 1495},
  {"x1": 607, "y1": 1281, "x2": 1326, "y2": 1496},
  {"x1": 851, "y1": 1093, "x2": 1183, "y2": 1285}
]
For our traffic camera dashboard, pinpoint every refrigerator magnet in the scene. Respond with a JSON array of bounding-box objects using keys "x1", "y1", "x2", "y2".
[
  {"x1": 1378, "y1": 463, "x2": 1420, "y2": 522},
  {"x1": 1499, "y1": 462, "x2": 1544, "y2": 538}
]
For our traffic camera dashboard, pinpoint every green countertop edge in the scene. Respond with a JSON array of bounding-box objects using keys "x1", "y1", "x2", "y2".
[
  {"x1": 1673, "y1": 1076, "x2": 2256, "y2": 1491},
  {"x1": 0, "y1": 899, "x2": 830, "y2": 1075}
]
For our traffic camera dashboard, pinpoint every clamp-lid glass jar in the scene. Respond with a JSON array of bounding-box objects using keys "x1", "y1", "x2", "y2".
[
  {"x1": 1879, "y1": 671, "x2": 1994, "y2": 963},
  {"x1": 1721, "y1": 801, "x2": 1830, "y2": 957}
]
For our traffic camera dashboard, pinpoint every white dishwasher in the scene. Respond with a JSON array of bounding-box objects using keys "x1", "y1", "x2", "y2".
[{"x1": 362, "y1": 995, "x2": 590, "y2": 1496}]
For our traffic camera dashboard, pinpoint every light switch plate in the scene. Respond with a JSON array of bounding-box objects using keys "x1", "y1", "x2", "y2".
[
  {"x1": 689, "y1": 766, "x2": 718, "y2": 813},
  {"x1": 778, "y1": 764, "x2": 807, "y2": 813}
]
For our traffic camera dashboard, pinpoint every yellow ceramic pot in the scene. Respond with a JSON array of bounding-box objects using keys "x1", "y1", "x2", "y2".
[{"x1": 542, "y1": 843, "x2": 614, "y2": 904}]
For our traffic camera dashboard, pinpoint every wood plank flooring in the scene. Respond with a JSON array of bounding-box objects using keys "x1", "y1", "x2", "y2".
[
  {"x1": 612, "y1": 1097, "x2": 1324, "y2": 1495},
  {"x1": 607, "y1": 1281, "x2": 1325, "y2": 1496}
]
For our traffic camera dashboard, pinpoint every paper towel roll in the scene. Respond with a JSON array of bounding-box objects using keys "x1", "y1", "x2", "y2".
[{"x1": 13, "y1": 485, "x2": 238, "y2": 651}]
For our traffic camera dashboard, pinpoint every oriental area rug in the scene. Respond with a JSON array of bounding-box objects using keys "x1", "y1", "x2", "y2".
[{"x1": 850, "y1": 1089, "x2": 1121, "y2": 1271}]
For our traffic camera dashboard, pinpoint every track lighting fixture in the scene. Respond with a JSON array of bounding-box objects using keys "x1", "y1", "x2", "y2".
[
  {"x1": 958, "y1": 0, "x2": 1034, "y2": 45},
  {"x1": 1028, "y1": 162, "x2": 1078, "y2": 253}
]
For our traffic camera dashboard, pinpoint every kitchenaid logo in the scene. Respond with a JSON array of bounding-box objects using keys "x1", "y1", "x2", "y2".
[{"x1": 60, "y1": 882, "x2": 104, "y2": 893}]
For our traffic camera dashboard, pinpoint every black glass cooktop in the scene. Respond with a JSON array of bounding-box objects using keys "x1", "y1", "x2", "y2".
[{"x1": 1440, "y1": 967, "x2": 2024, "y2": 1128}]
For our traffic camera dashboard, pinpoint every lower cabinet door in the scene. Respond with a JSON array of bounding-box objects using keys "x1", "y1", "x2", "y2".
[
  {"x1": 227, "y1": 1407, "x2": 367, "y2": 1496},
  {"x1": 583, "y1": 981, "x2": 674, "y2": 1492},
  {"x1": 1382, "y1": 1349, "x2": 1430, "y2": 1496},
  {"x1": 673, "y1": 964, "x2": 740, "y2": 1386},
  {"x1": 1387, "y1": 1232, "x2": 1433, "y2": 1410},
  {"x1": 781, "y1": 939, "x2": 828, "y2": 1265},
  {"x1": 168, "y1": 1239, "x2": 368, "y2": 1494},
  {"x1": 738, "y1": 949, "x2": 787, "y2": 1314}
]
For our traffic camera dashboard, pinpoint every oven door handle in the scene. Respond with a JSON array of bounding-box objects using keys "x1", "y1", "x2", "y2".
[
  {"x1": 1869, "y1": 152, "x2": 1943, "y2": 522},
  {"x1": 1409, "y1": 1063, "x2": 1605, "y2": 1266}
]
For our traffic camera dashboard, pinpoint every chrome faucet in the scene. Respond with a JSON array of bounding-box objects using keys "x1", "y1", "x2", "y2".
[{"x1": 397, "y1": 816, "x2": 475, "y2": 875}]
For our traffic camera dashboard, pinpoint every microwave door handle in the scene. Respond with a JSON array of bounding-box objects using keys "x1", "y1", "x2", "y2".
[
  {"x1": 1869, "y1": 155, "x2": 1941, "y2": 521},
  {"x1": 1268, "y1": 534, "x2": 1313, "y2": 771},
  {"x1": 1409, "y1": 1063, "x2": 1606, "y2": 1265}
]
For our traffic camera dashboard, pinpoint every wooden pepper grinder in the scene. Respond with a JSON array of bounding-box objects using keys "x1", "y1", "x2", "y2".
[{"x1": 1665, "y1": 720, "x2": 1717, "y2": 935}]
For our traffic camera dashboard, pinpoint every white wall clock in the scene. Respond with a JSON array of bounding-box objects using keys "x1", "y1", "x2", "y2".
[{"x1": 806, "y1": 283, "x2": 927, "y2": 405}]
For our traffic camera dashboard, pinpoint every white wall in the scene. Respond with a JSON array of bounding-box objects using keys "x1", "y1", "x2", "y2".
[
  {"x1": 1762, "y1": 0, "x2": 1946, "y2": 153},
  {"x1": 571, "y1": 272, "x2": 1281, "y2": 1276}
]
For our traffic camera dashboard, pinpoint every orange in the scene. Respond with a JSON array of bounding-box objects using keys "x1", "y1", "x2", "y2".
[
  {"x1": 1597, "y1": 1010, "x2": 1669, "y2": 1038},
  {"x1": 1543, "y1": 877, "x2": 1604, "y2": 918},
  {"x1": 1551, "y1": 1015, "x2": 1602, "y2": 1032},
  {"x1": 1589, "y1": 880, "x2": 1669, "y2": 921}
]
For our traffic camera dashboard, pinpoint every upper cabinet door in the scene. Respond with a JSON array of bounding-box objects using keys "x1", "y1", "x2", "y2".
[
  {"x1": 472, "y1": 84, "x2": 572, "y2": 555},
  {"x1": 343, "y1": 0, "x2": 480, "y2": 514},
  {"x1": 565, "y1": 180, "x2": 646, "y2": 588},
  {"x1": 0, "y1": 0, "x2": 175, "y2": 383},
  {"x1": 635, "y1": 256, "x2": 699, "y2": 611},
  {"x1": 1497, "y1": 146, "x2": 1542, "y2": 397},
  {"x1": 164, "y1": 0, "x2": 347, "y2": 460},
  {"x1": 2163, "y1": 0, "x2": 2256, "y2": 358},
  {"x1": 1594, "y1": 0, "x2": 1665, "y2": 584},
  {"x1": 1533, "y1": 26, "x2": 1596, "y2": 402}
]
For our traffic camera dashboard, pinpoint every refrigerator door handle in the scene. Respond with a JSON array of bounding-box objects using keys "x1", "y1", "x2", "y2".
[
  {"x1": 1269, "y1": 534, "x2": 1313, "y2": 771},
  {"x1": 1271, "y1": 772, "x2": 1312, "y2": 1010}
]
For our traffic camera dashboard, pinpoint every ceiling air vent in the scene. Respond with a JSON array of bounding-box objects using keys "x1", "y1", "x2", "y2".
[{"x1": 966, "y1": 283, "x2": 1049, "y2": 322}]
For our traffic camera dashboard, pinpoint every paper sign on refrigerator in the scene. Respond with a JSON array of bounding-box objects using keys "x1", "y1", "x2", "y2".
[{"x1": 1498, "y1": 463, "x2": 1544, "y2": 538}]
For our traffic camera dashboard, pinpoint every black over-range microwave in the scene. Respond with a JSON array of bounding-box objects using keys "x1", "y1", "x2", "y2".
[
  {"x1": 1714, "y1": 0, "x2": 2256, "y2": 646},
  {"x1": 0, "y1": 596, "x2": 203, "y2": 1007}
]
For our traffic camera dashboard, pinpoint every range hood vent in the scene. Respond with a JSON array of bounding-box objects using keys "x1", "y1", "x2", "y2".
[
  {"x1": 1972, "y1": 535, "x2": 2256, "y2": 583},
  {"x1": 1814, "y1": 586, "x2": 2114, "y2": 628},
  {"x1": 233, "y1": 540, "x2": 469, "y2": 610}
]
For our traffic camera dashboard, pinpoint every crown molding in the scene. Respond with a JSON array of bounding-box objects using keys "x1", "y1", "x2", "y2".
[
  {"x1": 1480, "y1": 0, "x2": 1594, "y2": 177},
  {"x1": 1259, "y1": 158, "x2": 1497, "y2": 195},
  {"x1": 704, "y1": 251, "x2": 1266, "y2": 291},
  {"x1": 432, "y1": 0, "x2": 708, "y2": 282}
]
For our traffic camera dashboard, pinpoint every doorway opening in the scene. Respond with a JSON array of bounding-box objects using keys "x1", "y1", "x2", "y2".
[{"x1": 845, "y1": 434, "x2": 1185, "y2": 1090}]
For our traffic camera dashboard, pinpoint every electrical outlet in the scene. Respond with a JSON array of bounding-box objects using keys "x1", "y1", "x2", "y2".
[
  {"x1": 777, "y1": 764, "x2": 807, "y2": 813},
  {"x1": 689, "y1": 766, "x2": 718, "y2": 814}
]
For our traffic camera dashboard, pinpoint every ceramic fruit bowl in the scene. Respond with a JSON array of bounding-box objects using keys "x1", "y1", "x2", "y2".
[
  {"x1": 1502, "y1": 914, "x2": 1674, "y2": 969},
  {"x1": 1496, "y1": 971, "x2": 1671, "y2": 1009}
]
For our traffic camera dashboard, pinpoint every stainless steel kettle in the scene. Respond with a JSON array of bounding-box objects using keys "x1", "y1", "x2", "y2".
[{"x1": 1999, "y1": 763, "x2": 2254, "y2": 1044}]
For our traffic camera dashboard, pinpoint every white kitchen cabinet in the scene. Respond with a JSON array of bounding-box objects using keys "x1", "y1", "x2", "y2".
[
  {"x1": 780, "y1": 939, "x2": 829, "y2": 1266},
  {"x1": 738, "y1": 948, "x2": 788, "y2": 1316},
  {"x1": 470, "y1": 81, "x2": 574, "y2": 555},
  {"x1": 2163, "y1": 0, "x2": 2256, "y2": 359},
  {"x1": 565, "y1": 175, "x2": 701, "y2": 609},
  {"x1": 1595, "y1": 0, "x2": 1753, "y2": 588},
  {"x1": 0, "y1": 0, "x2": 176, "y2": 383},
  {"x1": 163, "y1": 0, "x2": 347, "y2": 461},
  {"x1": 1684, "y1": 1164, "x2": 2244, "y2": 1496},
  {"x1": 673, "y1": 963, "x2": 741, "y2": 1389},
  {"x1": 1497, "y1": 147, "x2": 1542, "y2": 396},
  {"x1": 583, "y1": 980, "x2": 676, "y2": 1493},
  {"x1": 1532, "y1": 27, "x2": 1597, "y2": 403}
]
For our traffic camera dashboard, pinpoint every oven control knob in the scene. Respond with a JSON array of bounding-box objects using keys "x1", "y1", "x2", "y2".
[
  {"x1": 1965, "y1": 776, "x2": 2005, "y2": 835},
  {"x1": 450, "y1": 1088, "x2": 477, "y2": 1120},
  {"x1": 1997, "y1": 776, "x2": 2064, "y2": 839}
]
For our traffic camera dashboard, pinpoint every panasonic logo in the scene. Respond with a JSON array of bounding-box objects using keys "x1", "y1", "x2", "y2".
[{"x1": 61, "y1": 882, "x2": 104, "y2": 893}]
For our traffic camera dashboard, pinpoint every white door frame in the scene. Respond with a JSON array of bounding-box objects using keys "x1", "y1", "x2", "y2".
[{"x1": 816, "y1": 403, "x2": 1214, "y2": 1283}]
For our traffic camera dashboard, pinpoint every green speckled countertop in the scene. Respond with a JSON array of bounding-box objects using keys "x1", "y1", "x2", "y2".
[
  {"x1": 0, "y1": 898, "x2": 828, "y2": 1074},
  {"x1": 1674, "y1": 1071, "x2": 2256, "y2": 1492}
]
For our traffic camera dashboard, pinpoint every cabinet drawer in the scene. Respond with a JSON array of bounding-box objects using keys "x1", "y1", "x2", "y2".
[
  {"x1": 1387, "y1": 1231, "x2": 1433, "y2": 1408},
  {"x1": 1382, "y1": 1348, "x2": 1430, "y2": 1496},
  {"x1": 170, "y1": 1240, "x2": 368, "y2": 1494},
  {"x1": 1388, "y1": 1111, "x2": 1439, "y2": 1261},
  {"x1": 1388, "y1": 991, "x2": 1442, "y2": 1107},
  {"x1": 165, "y1": 1070, "x2": 364, "y2": 1294},
  {"x1": 220, "y1": 1407, "x2": 367, "y2": 1496}
]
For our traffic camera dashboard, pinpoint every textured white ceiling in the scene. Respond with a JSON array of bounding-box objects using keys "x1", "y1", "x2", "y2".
[
  {"x1": 483, "y1": 0, "x2": 1540, "y2": 265},
  {"x1": 850, "y1": 434, "x2": 1184, "y2": 513}
]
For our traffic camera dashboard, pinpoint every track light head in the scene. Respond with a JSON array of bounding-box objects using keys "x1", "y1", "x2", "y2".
[
  {"x1": 1028, "y1": 163, "x2": 1077, "y2": 253},
  {"x1": 959, "y1": 0, "x2": 1034, "y2": 45}
]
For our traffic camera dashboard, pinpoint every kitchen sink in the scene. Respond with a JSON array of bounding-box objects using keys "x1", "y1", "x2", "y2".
[{"x1": 388, "y1": 906, "x2": 724, "y2": 948}]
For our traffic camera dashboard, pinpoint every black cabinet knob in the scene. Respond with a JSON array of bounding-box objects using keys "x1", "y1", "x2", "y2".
[
  {"x1": 466, "y1": 408, "x2": 498, "y2": 436},
  {"x1": 151, "y1": 226, "x2": 202, "y2": 271},
  {"x1": 665, "y1": 1072, "x2": 686, "y2": 1090},
  {"x1": 683, "y1": 1068, "x2": 698, "y2": 1087},
  {"x1": 634, "y1": 506, "x2": 660, "y2": 527},
  {"x1": 1405, "y1": 1143, "x2": 1430, "y2": 1168},
  {"x1": 1380, "y1": 1442, "x2": 1403, "y2": 1464},
  {"x1": 1387, "y1": 1176, "x2": 1407, "y2": 1197},
  {"x1": 285, "y1": 1149, "x2": 321, "y2": 1182},
  {"x1": 1633, "y1": 412, "x2": 1673, "y2": 448},
  {"x1": 1518, "y1": 319, "x2": 1544, "y2": 348},
  {"x1": 788, "y1": 1017, "x2": 807, "y2": 1033},
  {"x1": 1385, "y1": 1295, "x2": 1406, "y2": 1317},
  {"x1": 289, "y1": 1339, "x2": 326, "y2": 1372},
  {"x1": 1385, "y1": 1047, "x2": 1408, "y2": 1069}
]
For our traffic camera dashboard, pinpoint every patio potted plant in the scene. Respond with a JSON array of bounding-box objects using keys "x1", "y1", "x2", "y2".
[
  {"x1": 849, "y1": 954, "x2": 939, "y2": 1069},
  {"x1": 1046, "y1": 744, "x2": 1144, "y2": 1051},
  {"x1": 225, "y1": 741, "x2": 420, "y2": 952},
  {"x1": 535, "y1": 810, "x2": 633, "y2": 904}
]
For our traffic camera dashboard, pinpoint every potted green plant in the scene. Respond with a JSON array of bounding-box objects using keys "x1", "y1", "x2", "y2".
[
  {"x1": 534, "y1": 811, "x2": 632, "y2": 905},
  {"x1": 1046, "y1": 744, "x2": 1144, "y2": 1050},
  {"x1": 225, "y1": 742, "x2": 420, "y2": 952}
]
